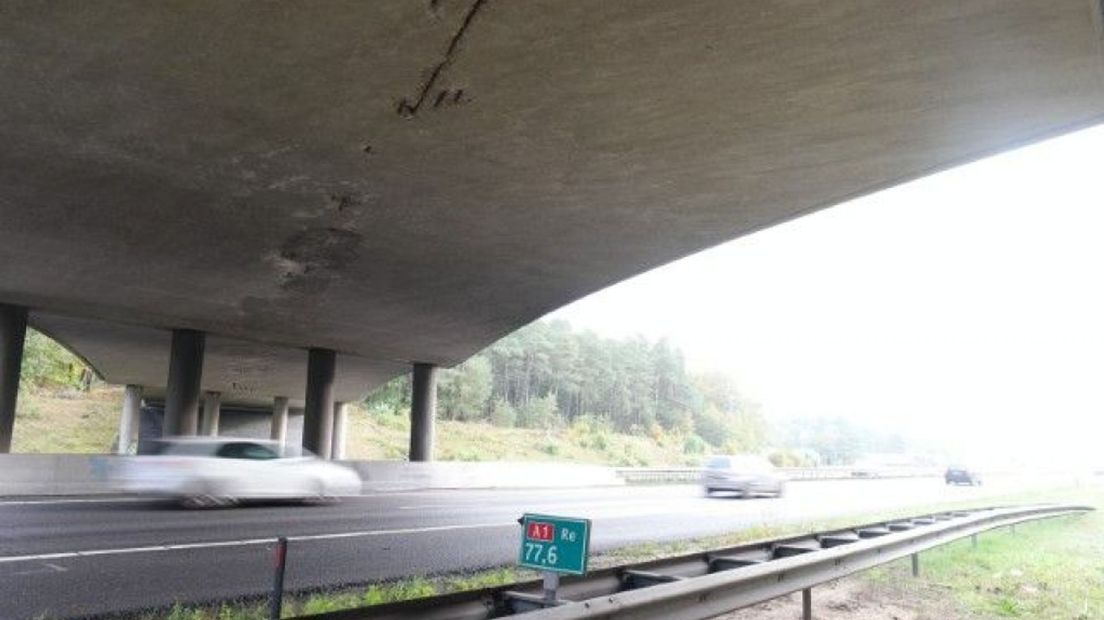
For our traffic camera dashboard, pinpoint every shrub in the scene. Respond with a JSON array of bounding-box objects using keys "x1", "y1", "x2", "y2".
[
  {"x1": 517, "y1": 394, "x2": 558, "y2": 429},
  {"x1": 488, "y1": 398, "x2": 517, "y2": 428},
  {"x1": 683, "y1": 434, "x2": 707, "y2": 455}
]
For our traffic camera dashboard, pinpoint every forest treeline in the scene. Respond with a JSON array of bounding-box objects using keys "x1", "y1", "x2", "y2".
[
  {"x1": 366, "y1": 320, "x2": 907, "y2": 463},
  {"x1": 367, "y1": 320, "x2": 767, "y2": 455}
]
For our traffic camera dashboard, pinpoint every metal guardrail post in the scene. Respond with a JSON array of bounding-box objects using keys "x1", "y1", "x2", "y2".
[
  {"x1": 971, "y1": 533, "x2": 978, "y2": 549},
  {"x1": 801, "y1": 588, "x2": 812, "y2": 620},
  {"x1": 270, "y1": 537, "x2": 288, "y2": 620},
  {"x1": 911, "y1": 553, "x2": 919, "y2": 577}
]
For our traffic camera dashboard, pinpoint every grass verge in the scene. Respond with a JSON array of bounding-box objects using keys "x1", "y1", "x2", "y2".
[{"x1": 863, "y1": 485, "x2": 1103, "y2": 619}]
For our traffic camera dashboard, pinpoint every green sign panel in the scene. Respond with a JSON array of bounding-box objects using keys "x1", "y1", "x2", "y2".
[{"x1": 517, "y1": 513, "x2": 592, "y2": 575}]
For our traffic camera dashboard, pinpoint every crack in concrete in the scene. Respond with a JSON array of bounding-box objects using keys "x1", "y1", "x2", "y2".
[{"x1": 397, "y1": 0, "x2": 488, "y2": 118}]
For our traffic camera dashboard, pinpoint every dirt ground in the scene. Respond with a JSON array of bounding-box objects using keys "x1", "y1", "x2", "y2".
[{"x1": 718, "y1": 574, "x2": 969, "y2": 620}]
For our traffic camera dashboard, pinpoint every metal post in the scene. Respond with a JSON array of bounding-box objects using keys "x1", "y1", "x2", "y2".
[
  {"x1": 116, "y1": 385, "x2": 142, "y2": 455},
  {"x1": 269, "y1": 537, "x2": 288, "y2": 620},
  {"x1": 0, "y1": 305, "x2": 28, "y2": 454},
  {"x1": 302, "y1": 348, "x2": 335, "y2": 459},
  {"x1": 163, "y1": 329, "x2": 205, "y2": 436},
  {"x1": 409, "y1": 362, "x2": 438, "y2": 462},
  {"x1": 802, "y1": 587, "x2": 812, "y2": 620},
  {"x1": 542, "y1": 571, "x2": 560, "y2": 604},
  {"x1": 201, "y1": 391, "x2": 221, "y2": 436},
  {"x1": 1010, "y1": 524, "x2": 1016, "y2": 535},
  {"x1": 911, "y1": 553, "x2": 919, "y2": 577},
  {"x1": 971, "y1": 533, "x2": 978, "y2": 549},
  {"x1": 331, "y1": 402, "x2": 348, "y2": 460},
  {"x1": 271, "y1": 396, "x2": 289, "y2": 445}
]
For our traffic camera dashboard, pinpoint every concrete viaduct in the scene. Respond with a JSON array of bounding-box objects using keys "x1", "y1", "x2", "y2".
[{"x1": 1, "y1": 1, "x2": 1102, "y2": 459}]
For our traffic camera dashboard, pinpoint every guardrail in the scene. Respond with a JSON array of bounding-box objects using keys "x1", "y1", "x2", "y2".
[
  {"x1": 615, "y1": 465, "x2": 940, "y2": 484},
  {"x1": 300, "y1": 504, "x2": 1089, "y2": 620}
]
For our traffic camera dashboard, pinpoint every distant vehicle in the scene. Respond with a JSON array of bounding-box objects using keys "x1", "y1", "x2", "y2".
[
  {"x1": 944, "y1": 465, "x2": 982, "y2": 486},
  {"x1": 119, "y1": 438, "x2": 362, "y2": 508},
  {"x1": 702, "y1": 455, "x2": 786, "y2": 497}
]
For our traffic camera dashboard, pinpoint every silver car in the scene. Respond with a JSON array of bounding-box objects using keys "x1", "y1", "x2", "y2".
[
  {"x1": 119, "y1": 438, "x2": 363, "y2": 508},
  {"x1": 702, "y1": 455, "x2": 786, "y2": 497}
]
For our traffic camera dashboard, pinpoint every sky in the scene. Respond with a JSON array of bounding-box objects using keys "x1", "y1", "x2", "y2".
[{"x1": 549, "y1": 124, "x2": 1104, "y2": 468}]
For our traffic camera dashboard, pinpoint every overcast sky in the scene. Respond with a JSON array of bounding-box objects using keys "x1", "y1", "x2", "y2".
[{"x1": 549, "y1": 124, "x2": 1104, "y2": 467}]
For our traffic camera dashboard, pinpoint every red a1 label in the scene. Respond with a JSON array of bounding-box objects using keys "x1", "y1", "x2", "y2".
[{"x1": 526, "y1": 521, "x2": 554, "y2": 542}]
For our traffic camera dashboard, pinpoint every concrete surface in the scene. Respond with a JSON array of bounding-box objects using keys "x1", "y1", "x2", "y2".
[
  {"x1": 0, "y1": 475, "x2": 1085, "y2": 619},
  {"x1": 1, "y1": 1, "x2": 1102, "y2": 405}
]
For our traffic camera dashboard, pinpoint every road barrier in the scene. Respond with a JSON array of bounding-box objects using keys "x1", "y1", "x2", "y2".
[
  {"x1": 295, "y1": 504, "x2": 1089, "y2": 620},
  {"x1": 615, "y1": 465, "x2": 940, "y2": 484}
]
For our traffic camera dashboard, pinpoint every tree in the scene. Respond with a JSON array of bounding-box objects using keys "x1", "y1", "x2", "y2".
[
  {"x1": 488, "y1": 397, "x2": 517, "y2": 428},
  {"x1": 437, "y1": 356, "x2": 493, "y2": 421}
]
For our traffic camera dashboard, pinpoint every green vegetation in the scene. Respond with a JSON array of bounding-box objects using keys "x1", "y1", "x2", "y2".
[
  {"x1": 132, "y1": 570, "x2": 524, "y2": 620},
  {"x1": 365, "y1": 320, "x2": 770, "y2": 455},
  {"x1": 19, "y1": 328, "x2": 94, "y2": 393},
  {"x1": 347, "y1": 406, "x2": 704, "y2": 465},
  {"x1": 363, "y1": 320, "x2": 915, "y2": 464},
  {"x1": 866, "y1": 486, "x2": 1104, "y2": 619},
  {"x1": 12, "y1": 387, "x2": 121, "y2": 453}
]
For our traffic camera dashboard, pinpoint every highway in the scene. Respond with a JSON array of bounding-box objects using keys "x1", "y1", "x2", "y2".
[{"x1": 0, "y1": 475, "x2": 1074, "y2": 619}]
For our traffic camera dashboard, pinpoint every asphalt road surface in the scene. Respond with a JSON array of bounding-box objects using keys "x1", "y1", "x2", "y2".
[{"x1": 0, "y1": 475, "x2": 1077, "y2": 619}]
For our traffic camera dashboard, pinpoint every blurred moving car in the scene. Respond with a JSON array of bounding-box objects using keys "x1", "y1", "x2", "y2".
[
  {"x1": 702, "y1": 455, "x2": 786, "y2": 497},
  {"x1": 944, "y1": 465, "x2": 982, "y2": 486},
  {"x1": 119, "y1": 438, "x2": 362, "y2": 507}
]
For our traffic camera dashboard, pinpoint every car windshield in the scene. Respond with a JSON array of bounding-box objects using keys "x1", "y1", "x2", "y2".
[
  {"x1": 148, "y1": 441, "x2": 217, "y2": 457},
  {"x1": 215, "y1": 442, "x2": 280, "y2": 460},
  {"x1": 705, "y1": 456, "x2": 731, "y2": 469}
]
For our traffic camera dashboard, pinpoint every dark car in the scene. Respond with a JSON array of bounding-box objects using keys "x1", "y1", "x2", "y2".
[{"x1": 944, "y1": 466, "x2": 982, "y2": 486}]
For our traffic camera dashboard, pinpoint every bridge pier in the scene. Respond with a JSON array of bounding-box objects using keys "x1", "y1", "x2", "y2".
[
  {"x1": 0, "y1": 304, "x2": 28, "y2": 454},
  {"x1": 409, "y1": 362, "x2": 437, "y2": 462},
  {"x1": 271, "y1": 396, "x2": 289, "y2": 446},
  {"x1": 163, "y1": 329, "x2": 205, "y2": 436},
  {"x1": 116, "y1": 384, "x2": 143, "y2": 454},
  {"x1": 303, "y1": 348, "x2": 335, "y2": 459},
  {"x1": 201, "y1": 391, "x2": 221, "y2": 436},
  {"x1": 331, "y1": 402, "x2": 348, "y2": 460}
]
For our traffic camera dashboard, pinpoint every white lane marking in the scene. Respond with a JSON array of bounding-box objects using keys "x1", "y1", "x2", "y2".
[
  {"x1": 12, "y1": 561, "x2": 68, "y2": 576},
  {"x1": 0, "y1": 522, "x2": 511, "y2": 565}
]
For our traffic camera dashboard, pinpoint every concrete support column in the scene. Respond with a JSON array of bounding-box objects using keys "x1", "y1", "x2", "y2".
[
  {"x1": 201, "y1": 391, "x2": 221, "y2": 436},
  {"x1": 0, "y1": 304, "x2": 28, "y2": 454},
  {"x1": 409, "y1": 362, "x2": 438, "y2": 462},
  {"x1": 302, "y1": 348, "x2": 335, "y2": 459},
  {"x1": 331, "y1": 402, "x2": 348, "y2": 460},
  {"x1": 163, "y1": 329, "x2": 205, "y2": 436},
  {"x1": 116, "y1": 384, "x2": 143, "y2": 455},
  {"x1": 270, "y1": 396, "x2": 289, "y2": 445}
]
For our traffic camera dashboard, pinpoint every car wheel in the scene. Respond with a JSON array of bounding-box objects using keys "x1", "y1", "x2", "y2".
[
  {"x1": 181, "y1": 481, "x2": 237, "y2": 509},
  {"x1": 181, "y1": 494, "x2": 234, "y2": 509}
]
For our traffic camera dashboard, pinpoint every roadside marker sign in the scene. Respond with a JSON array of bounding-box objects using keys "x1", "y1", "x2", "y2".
[{"x1": 517, "y1": 513, "x2": 591, "y2": 576}]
